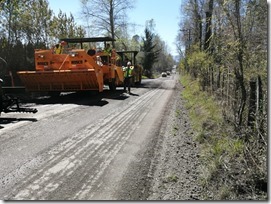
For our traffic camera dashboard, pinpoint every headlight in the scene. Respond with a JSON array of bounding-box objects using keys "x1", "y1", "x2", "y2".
[{"x1": 70, "y1": 52, "x2": 78, "y2": 57}]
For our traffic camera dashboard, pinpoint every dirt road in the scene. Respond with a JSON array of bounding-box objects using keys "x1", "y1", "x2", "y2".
[{"x1": 0, "y1": 75, "x2": 182, "y2": 200}]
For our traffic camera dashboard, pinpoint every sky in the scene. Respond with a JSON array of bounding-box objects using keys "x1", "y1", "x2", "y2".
[{"x1": 47, "y1": 0, "x2": 182, "y2": 55}]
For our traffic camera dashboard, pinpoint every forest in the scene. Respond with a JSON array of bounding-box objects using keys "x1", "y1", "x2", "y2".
[{"x1": 177, "y1": 0, "x2": 267, "y2": 200}]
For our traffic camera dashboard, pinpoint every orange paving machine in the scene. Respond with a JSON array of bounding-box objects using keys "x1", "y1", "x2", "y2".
[{"x1": 17, "y1": 37, "x2": 124, "y2": 94}]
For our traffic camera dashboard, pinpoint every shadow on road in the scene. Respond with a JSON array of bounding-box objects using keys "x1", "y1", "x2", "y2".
[
  {"x1": 139, "y1": 77, "x2": 176, "y2": 90},
  {"x1": 0, "y1": 117, "x2": 38, "y2": 128},
  {"x1": 9, "y1": 79, "x2": 168, "y2": 108},
  {"x1": 25, "y1": 90, "x2": 130, "y2": 107},
  {"x1": 128, "y1": 92, "x2": 139, "y2": 96}
]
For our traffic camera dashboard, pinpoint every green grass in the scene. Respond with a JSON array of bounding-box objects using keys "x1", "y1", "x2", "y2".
[
  {"x1": 180, "y1": 75, "x2": 222, "y2": 140},
  {"x1": 179, "y1": 73, "x2": 247, "y2": 199}
]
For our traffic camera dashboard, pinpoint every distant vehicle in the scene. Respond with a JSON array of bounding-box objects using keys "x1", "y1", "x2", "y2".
[
  {"x1": 166, "y1": 71, "x2": 171, "y2": 75},
  {"x1": 161, "y1": 72, "x2": 167, "y2": 77}
]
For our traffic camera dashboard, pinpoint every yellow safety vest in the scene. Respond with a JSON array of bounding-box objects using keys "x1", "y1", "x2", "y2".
[
  {"x1": 55, "y1": 44, "x2": 63, "y2": 54},
  {"x1": 104, "y1": 48, "x2": 112, "y2": 56},
  {"x1": 125, "y1": 67, "x2": 133, "y2": 78}
]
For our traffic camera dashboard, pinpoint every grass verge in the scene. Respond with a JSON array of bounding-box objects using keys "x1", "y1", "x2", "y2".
[{"x1": 179, "y1": 74, "x2": 267, "y2": 200}]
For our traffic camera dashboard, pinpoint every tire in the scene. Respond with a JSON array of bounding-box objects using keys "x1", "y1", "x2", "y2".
[
  {"x1": 109, "y1": 79, "x2": 116, "y2": 91},
  {"x1": 49, "y1": 91, "x2": 61, "y2": 98}
]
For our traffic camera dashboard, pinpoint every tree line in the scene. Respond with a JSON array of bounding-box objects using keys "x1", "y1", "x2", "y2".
[
  {"x1": 0, "y1": 0, "x2": 175, "y2": 84},
  {"x1": 177, "y1": 0, "x2": 267, "y2": 199}
]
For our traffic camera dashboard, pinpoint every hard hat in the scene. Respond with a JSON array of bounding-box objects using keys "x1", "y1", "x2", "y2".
[
  {"x1": 61, "y1": 41, "x2": 67, "y2": 45},
  {"x1": 127, "y1": 61, "x2": 131, "y2": 66},
  {"x1": 0, "y1": 78, "x2": 3, "y2": 83}
]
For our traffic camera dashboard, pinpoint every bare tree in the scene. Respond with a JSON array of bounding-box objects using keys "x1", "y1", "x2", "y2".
[
  {"x1": 204, "y1": 0, "x2": 213, "y2": 51},
  {"x1": 80, "y1": 0, "x2": 134, "y2": 48}
]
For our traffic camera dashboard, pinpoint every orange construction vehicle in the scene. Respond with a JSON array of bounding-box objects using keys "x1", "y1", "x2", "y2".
[{"x1": 17, "y1": 37, "x2": 124, "y2": 94}]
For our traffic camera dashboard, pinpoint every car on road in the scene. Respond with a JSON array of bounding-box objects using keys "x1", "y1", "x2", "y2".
[{"x1": 161, "y1": 72, "x2": 167, "y2": 77}]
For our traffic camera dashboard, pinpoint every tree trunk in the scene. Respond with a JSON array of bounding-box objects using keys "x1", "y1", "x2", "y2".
[
  {"x1": 256, "y1": 75, "x2": 264, "y2": 137},
  {"x1": 193, "y1": 0, "x2": 202, "y2": 49},
  {"x1": 109, "y1": 0, "x2": 115, "y2": 48},
  {"x1": 235, "y1": 0, "x2": 247, "y2": 128},
  {"x1": 247, "y1": 79, "x2": 257, "y2": 128},
  {"x1": 235, "y1": 66, "x2": 246, "y2": 127},
  {"x1": 204, "y1": 0, "x2": 214, "y2": 51}
]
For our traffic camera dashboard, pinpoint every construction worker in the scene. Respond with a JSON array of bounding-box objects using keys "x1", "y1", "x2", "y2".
[
  {"x1": 54, "y1": 41, "x2": 67, "y2": 54},
  {"x1": 104, "y1": 43, "x2": 112, "y2": 56},
  {"x1": 123, "y1": 61, "x2": 133, "y2": 94},
  {"x1": 54, "y1": 44, "x2": 61, "y2": 54}
]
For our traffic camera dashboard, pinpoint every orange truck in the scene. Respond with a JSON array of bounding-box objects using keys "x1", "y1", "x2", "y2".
[{"x1": 17, "y1": 37, "x2": 124, "y2": 94}]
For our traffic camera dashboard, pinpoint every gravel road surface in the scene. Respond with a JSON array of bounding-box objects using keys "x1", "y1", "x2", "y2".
[{"x1": 0, "y1": 74, "x2": 201, "y2": 200}]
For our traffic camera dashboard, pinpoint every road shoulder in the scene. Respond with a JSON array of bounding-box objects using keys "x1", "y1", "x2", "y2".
[{"x1": 147, "y1": 79, "x2": 202, "y2": 200}]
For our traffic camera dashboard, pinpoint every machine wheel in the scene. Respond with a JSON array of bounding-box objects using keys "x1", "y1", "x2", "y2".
[
  {"x1": 131, "y1": 76, "x2": 135, "y2": 87},
  {"x1": 109, "y1": 79, "x2": 116, "y2": 91},
  {"x1": 138, "y1": 75, "x2": 142, "y2": 85},
  {"x1": 49, "y1": 91, "x2": 61, "y2": 98}
]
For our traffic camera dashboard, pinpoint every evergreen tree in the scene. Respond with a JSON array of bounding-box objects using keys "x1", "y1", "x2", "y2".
[{"x1": 141, "y1": 28, "x2": 160, "y2": 78}]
